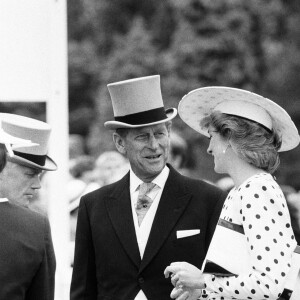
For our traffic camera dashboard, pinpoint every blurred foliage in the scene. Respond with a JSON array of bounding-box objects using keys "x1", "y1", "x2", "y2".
[
  {"x1": 0, "y1": 103, "x2": 46, "y2": 122},
  {"x1": 67, "y1": 0, "x2": 300, "y2": 188}
]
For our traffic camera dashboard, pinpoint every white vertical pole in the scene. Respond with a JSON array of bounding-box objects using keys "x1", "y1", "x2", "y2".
[
  {"x1": 0, "y1": 2, "x2": 71, "y2": 297},
  {"x1": 0, "y1": 1, "x2": 70, "y2": 297},
  {"x1": 47, "y1": 0, "x2": 70, "y2": 299}
]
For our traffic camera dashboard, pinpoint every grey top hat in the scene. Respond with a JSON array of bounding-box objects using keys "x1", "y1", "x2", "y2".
[
  {"x1": 0, "y1": 113, "x2": 57, "y2": 171},
  {"x1": 0, "y1": 122, "x2": 36, "y2": 154},
  {"x1": 104, "y1": 75, "x2": 177, "y2": 129}
]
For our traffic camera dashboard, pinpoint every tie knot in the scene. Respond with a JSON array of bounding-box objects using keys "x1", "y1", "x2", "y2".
[{"x1": 139, "y1": 182, "x2": 156, "y2": 197}]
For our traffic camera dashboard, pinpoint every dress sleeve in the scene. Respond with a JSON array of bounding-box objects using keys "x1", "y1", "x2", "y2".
[{"x1": 199, "y1": 178, "x2": 297, "y2": 299}]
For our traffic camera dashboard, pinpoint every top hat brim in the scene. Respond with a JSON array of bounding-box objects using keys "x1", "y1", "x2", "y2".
[
  {"x1": 178, "y1": 87, "x2": 300, "y2": 152},
  {"x1": 8, "y1": 154, "x2": 57, "y2": 171},
  {"x1": 104, "y1": 108, "x2": 177, "y2": 130}
]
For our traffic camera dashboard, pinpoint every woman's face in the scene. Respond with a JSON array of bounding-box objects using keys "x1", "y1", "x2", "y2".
[{"x1": 207, "y1": 125, "x2": 230, "y2": 174}]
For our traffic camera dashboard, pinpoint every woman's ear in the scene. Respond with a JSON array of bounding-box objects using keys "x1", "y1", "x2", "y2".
[{"x1": 113, "y1": 133, "x2": 126, "y2": 155}]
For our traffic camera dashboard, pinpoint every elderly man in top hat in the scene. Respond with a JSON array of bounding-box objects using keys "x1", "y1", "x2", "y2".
[
  {"x1": 0, "y1": 113, "x2": 57, "y2": 300},
  {"x1": 70, "y1": 75, "x2": 226, "y2": 300}
]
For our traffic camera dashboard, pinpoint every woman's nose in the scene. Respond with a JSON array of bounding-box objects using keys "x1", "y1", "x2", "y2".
[{"x1": 207, "y1": 142, "x2": 212, "y2": 155}]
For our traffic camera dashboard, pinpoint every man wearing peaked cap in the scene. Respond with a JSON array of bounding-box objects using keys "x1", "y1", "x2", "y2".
[
  {"x1": 71, "y1": 75, "x2": 226, "y2": 300},
  {"x1": 0, "y1": 113, "x2": 56, "y2": 300}
]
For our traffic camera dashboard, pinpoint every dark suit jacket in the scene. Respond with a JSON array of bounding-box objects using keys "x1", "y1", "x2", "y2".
[
  {"x1": 71, "y1": 165, "x2": 225, "y2": 300},
  {"x1": 0, "y1": 201, "x2": 56, "y2": 300}
]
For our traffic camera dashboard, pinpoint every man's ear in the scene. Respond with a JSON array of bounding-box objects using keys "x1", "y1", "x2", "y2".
[{"x1": 113, "y1": 132, "x2": 126, "y2": 155}]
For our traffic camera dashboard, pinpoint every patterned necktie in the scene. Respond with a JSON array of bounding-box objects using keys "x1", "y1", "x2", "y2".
[{"x1": 136, "y1": 182, "x2": 156, "y2": 226}]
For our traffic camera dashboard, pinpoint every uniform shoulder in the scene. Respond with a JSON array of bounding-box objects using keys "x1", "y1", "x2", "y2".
[
  {"x1": 85, "y1": 180, "x2": 121, "y2": 197},
  {"x1": 10, "y1": 202, "x2": 46, "y2": 220},
  {"x1": 176, "y1": 173, "x2": 227, "y2": 212},
  {"x1": 170, "y1": 170, "x2": 225, "y2": 203},
  {"x1": 3, "y1": 202, "x2": 49, "y2": 235}
]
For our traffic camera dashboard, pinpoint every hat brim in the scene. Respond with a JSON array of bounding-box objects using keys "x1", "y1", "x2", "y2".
[
  {"x1": 178, "y1": 87, "x2": 300, "y2": 152},
  {"x1": 8, "y1": 154, "x2": 57, "y2": 171},
  {"x1": 104, "y1": 108, "x2": 177, "y2": 130}
]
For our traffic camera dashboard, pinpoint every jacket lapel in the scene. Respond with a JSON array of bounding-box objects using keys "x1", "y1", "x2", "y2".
[
  {"x1": 105, "y1": 173, "x2": 141, "y2": 268},
  {"x1": 139, "y1": 166, "x2": 192, "y2": 272}
]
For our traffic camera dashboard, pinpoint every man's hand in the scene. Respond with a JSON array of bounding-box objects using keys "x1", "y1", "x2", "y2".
[
  {"x1": 170, "y1": 286, "x2": 202, "y2": 300},
  {"x1": 164, "y1": 261, "x2": 205, "y2": 289}
]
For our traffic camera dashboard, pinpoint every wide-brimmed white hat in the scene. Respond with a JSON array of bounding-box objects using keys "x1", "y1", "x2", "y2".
[
  {"x1": 178, "y1": 86, "x2": 300, "y2": 152},
  {"x1": 0, "y1": 113, "x2": 57, "y2": 170},
  {"x1": 104, "y1": 75, "x2": 177, "y2": 129}
]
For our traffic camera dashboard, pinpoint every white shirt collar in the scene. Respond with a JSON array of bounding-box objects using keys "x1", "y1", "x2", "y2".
[
  {"x1": 0, "y1": 198, "x2": 9, "y2": 203},
  {"x1": 130, "y1": 165, "x2": 170, "y2": 194}
]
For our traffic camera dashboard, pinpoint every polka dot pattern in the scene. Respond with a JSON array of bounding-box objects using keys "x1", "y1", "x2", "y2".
[{"x1": 200, "y1": 173, "x2": 296, "y2": 300}]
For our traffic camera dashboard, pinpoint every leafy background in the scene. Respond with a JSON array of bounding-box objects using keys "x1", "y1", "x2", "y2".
[{"x1": 2, "y1": 0, "x2": 300, "y2": 188}]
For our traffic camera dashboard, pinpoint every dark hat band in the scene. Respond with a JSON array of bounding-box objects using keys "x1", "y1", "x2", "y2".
[
  {"x1": 13, "y1": 150, "x2": 46, "y2": 166},
  {"x1": 114, "y1": 107, "x2": 168, "y2": 125}
]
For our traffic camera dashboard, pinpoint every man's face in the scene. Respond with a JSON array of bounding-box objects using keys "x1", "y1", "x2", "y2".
[
  {"x1": 114, "y1": 123, "x2": 171, "y2": 182},
  {"x1": 0, "y1": 161, "x2": 42, "y2": 206}
]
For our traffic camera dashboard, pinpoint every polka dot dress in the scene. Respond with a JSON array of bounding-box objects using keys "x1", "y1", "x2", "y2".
[{"x1": 199, "y1": 173, "x2": 297, "y2": 300}]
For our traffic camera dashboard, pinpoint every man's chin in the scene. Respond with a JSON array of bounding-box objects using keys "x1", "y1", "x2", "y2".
[
  {"x1": 12, "y1": 198, "x2": 30, "y2": 207},
  {"x1": 147, "y1": 164, "x2": 165, "y2": 176}
]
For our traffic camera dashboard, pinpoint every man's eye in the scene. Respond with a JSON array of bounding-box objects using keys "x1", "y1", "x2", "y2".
[
  {"x1": 155, "y1": 132, "x2": 164, "y2": 137},
  {"x1": 136, "y1": 134, "x2": 147, "y2": 140}
]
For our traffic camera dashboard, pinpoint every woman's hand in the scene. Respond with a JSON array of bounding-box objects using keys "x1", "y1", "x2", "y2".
[{"x1": 164, "y1": 261, "x2": 205, "y2": 290}]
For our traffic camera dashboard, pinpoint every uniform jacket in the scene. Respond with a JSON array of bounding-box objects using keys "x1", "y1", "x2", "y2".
[
  {"x1": 71, "y1": 165, "x2": 225, "y2": 300},
  {"x1": 0, "y1": 201, "x2": 56, "y2": 300}
]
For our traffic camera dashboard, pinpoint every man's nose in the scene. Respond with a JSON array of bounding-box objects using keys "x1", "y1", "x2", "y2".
[
  {"x1": 148, "y1": 135, "x2": 159, "y2": 149},
  {"x1": 32, "y1": 176, "x2": 42, "y2": 190}
]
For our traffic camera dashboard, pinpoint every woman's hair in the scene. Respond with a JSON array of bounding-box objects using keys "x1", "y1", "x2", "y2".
[
  {"x1": 0, "y1": 144, "x2": 7, "y2": 172},
  {"x1": 201, "y1": 111, "x2": 282, "y2": 174}
]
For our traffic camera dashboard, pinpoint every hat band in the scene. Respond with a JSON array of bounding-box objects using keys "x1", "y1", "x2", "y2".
[
  {"x1": 226, "y1": 114, "x2": 272, "y2": 133},
  {"x1": 114, "y1": 107, "x2": 167, "y2": 125},
  {"x1": 13, "y1": 150, "x2": 46, "y2": 166}
]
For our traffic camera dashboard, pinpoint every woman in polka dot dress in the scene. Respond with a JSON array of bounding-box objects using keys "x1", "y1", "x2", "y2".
[{"x1": 164, "y1": 87, "x2": 300, "y2": 300}]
